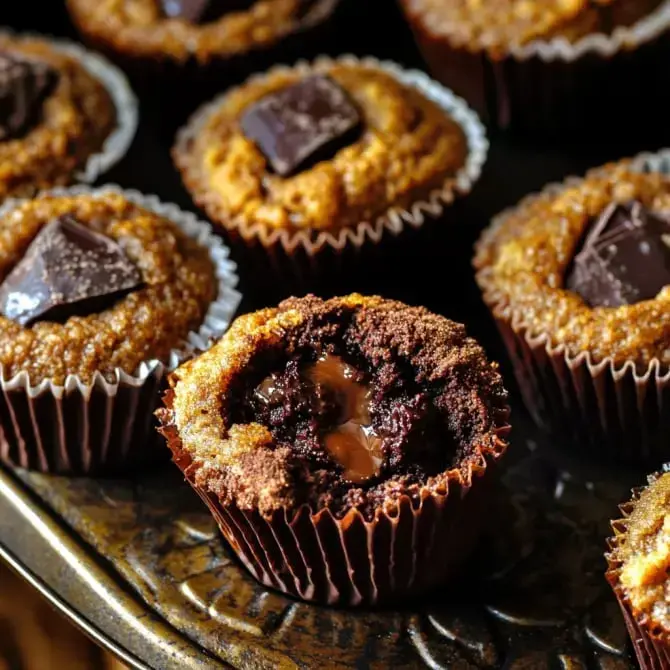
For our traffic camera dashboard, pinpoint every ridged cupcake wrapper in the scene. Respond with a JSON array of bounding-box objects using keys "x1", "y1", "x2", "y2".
[
  {"x1": 400, "y1": 0, "x2": 670, "y2": 134},
  {"x1": 162, "y1": 394, "x2": 509, "y2": 606},
  {"x1": 0, "y1": 184, "x2": 241, "y2": 475},
  {"x1": 606, "y1": 486, "x2": 670, "y2": 669},
  {"x1": 0, "y1": 29, "x2": 138, "y2": 186},
  {"x1": 475, "y1": 149, "x2": 670, "y2": 465},
  {"x1": 174, "y1": 54, "x2": 488, "y2": 295}
]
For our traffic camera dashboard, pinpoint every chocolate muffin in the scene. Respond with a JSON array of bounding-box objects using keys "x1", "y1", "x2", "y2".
[
  {"x1": 399, "y1": 0, "x2": 670, "y2": 135},
  {"x1": 66, "y1": 0, "x2": 340, "y2": 66},
  {"x1": 474, "y1": 154, "x2": 670, "y2": 464},
  {"x1": 157, "y1": 294, "x2": 510, "y2": 605},
  {"x1": 173, "y1": 56, "x2": 487, "y2": 291},
  {"x1": 0, "y1": 186, "x2": 239, "y2": 474},
  {"x1": 607, "y1": 470, "x2": 670, "y2": 668},
  {"x1": 0, "y1": 33, "x2": 137, "y2": 201}
]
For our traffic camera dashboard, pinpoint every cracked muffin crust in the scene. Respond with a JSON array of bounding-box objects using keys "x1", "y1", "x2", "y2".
[
  {"x1": 158, "y1": 294, "x2": 509, "y2": 520},
  {"x1": 474, "y1": 160, "x2": 670, "y2": 369},
  {"x1": 66, "y1": 0, "x2": 339, "y2": 65},
  {"x1": 0, "y1": 34, "x2": 117, "y2": 202},
  {"x1": 173, "y1": 62, "x2": 469, "y2": 234},
  {"x1": 0, "y1": 191, "x2": 217, "y2": 385}
]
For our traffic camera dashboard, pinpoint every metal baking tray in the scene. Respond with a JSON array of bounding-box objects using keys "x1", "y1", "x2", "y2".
[{"x1": 0, "y1": 2, "x2": 664, "y2": 667}]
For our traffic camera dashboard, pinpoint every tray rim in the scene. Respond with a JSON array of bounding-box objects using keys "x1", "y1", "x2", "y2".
[{"x1": 0, "y1": 465, "x2": 230, "y2": 670}]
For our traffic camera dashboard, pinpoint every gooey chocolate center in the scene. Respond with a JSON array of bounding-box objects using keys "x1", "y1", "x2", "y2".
[{"x1": 255, "y1": 354, "x2": 382, "y2": 483}]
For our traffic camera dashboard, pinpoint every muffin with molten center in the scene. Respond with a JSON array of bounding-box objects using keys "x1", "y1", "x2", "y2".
[{"x1": 158, "y1": 294, "x2": 510, "y2": 605}]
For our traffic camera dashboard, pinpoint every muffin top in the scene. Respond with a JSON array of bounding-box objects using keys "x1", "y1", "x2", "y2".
[
  {"x1": 0, "y1": 35, "x2": 116, "y2": 202},
  {"x1": 474, "y1": 160, "x2": 670, "y2": 369},
  {"x1": 174, "y1": 63, "x2": 468, "y2": 234},
  {"x1": 0, "y1": 191, "x2": 217, "y2": 385},
  {"x1": 400, "y1": 0, "x2": 664, "y2": 56},
  {"x1": 158, "y1": 294, "x2": 509, "y2": 520},
  {"x1": 66, "y1": 0, "x2": 338, "y2": 64},
  {"x1": 611, "y1": 471, "x2": 670, "y2": 637}
]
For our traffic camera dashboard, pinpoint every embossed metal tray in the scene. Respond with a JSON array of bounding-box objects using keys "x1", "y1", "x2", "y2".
[{"x1": 2, "y1": 2, "x2": 669, "y2": 667}]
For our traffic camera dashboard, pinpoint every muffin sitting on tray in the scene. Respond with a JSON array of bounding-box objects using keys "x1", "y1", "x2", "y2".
[
  {"x1": 0, "y1": 186, "x2": 239, "y2": 475},
  {"x1": 0, "y1": 33, "x2": 137, "y2": 201},
  {"x1": 157, "y1": 294, "x2": 510, "y2": 606},
  {"x1": 474, "y1": 152, "x2": 670, "y2": 465},
  {"x1": 66, "y1": 0, "x2": 341, "y2": 66},
  {"x1": 607, "y1": 470, "x2": 670, "y2": 669},
  {"x1": 398, "y1": 0, "x2": 670, "y2": 134},
  {"x1": 173, "y1": 56, "x2": 486, "y2": 290}
]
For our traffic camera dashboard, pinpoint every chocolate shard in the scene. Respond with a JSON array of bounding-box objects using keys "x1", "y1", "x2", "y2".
[
  {"x1": 566, "y1": 200, "x2": 670, "y2": 308},
  {"x1": 240, "y1": 74, "x2": 362, "y2": 177},
  {"x1": 0, "y1": 51, "x2": 59, "y2": 142},
  {"x1": 0, "y1": 215, "x2": 143, "y2": 326},
  {"x1": 160, "y1": 0, "x2": 252, "y2": 23}
]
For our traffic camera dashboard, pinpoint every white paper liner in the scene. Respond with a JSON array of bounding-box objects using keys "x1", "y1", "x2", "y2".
[
  {"x1": 174, "y1": 54, "x2": 488, "y2": 257},
  {"x1": 0, "y1": 185, "x2": 241, "y2": 473},
  {"x1": 0, "y1": 29, "x2": 138, "y2": 185},
  {"x1": 474, "y1": 149, "x2": 670, "y2": 463}
]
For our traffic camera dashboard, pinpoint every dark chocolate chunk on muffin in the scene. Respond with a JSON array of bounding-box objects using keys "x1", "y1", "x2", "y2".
[{"x1": 158, "y1": 294, "x2": 510, "y2": 605}]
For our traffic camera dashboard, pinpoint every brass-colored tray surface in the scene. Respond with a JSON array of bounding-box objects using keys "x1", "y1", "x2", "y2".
[{"x1": 0, "y1": 411, "x2": 638, "y2": 669}]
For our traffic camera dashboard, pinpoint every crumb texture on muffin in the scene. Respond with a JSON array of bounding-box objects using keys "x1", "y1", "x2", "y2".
[
  {"x1": 612, "y1": 472, "x2": 670, "y2": 636},
  {"x1": 160, "y1": 294, "x2": 508, "y2": 520},
  {"x1": 474, "y1": 160, "x2": 670, "y2": 368},
  {"x1": 66, "y1": 0, "x2": 333, "y2": 63},
  {"x1": 0, "y1": 192, "x2": 217, "y2": 384},
  {"x1": 174, "y1": 64, "x2": 468, "y2": 233},
  {"x1": 0, "y1": 35, "x2": 116, "y2": 201},
  {"x1": 400, "y1": 0, "x2": 665, "y2": 55}
]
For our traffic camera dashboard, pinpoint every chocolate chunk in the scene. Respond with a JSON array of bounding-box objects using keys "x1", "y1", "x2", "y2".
[
  {"x1": 240, "y1": 74, "x2": 361, "y2": 177},
  {"x1": 0, "y1": 215, "x2": 143, "y2": 326},
  {"x1": 566, "y1": 201, "x2": 670, "y2": 307},
  {"x1": 0, "y1": 51, "x2": 58, "y2": 142},
  {"x1": 160, "y1": 0, "x2": 252, "y2": 23}
]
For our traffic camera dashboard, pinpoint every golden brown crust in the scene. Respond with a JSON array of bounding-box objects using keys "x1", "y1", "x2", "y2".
[
  {"x1": 158, "y1": 294, "x2": 509, "y2": 518},
  {"x1": 607, "y1": 472, "x2": 670, "y2": 643},
  {"x1": 66, "y1": 0, "x2": 338, "y2": 65},
  {"x1": 400, "y1": 0, "x2": 664, "y2": 57},
  {"x1": 0, "y1": 193, "x2": 217, "y2": 385},
  {"x1": 0, "y1": 35, "x2": 116, "y2": 201},
  {"x1": 173, "y1": 63, "x2": 468, "y2": 234},
  {"x1": 474, "y1": 160, "x2": 670, "y2": 368}
]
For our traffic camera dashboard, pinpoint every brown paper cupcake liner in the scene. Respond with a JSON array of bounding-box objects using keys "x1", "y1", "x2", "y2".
[
  {"x1": 606, "y1": 485, "x2": 670, "y2": 669},
  {"x1": 0, "y1": 29, "x2": 138, "y2": 187},
  {"x1": 474, "y1": 149, "x2": 670, "y2": 465},
  {"x1": 0, "y1": 185, "x2": 241, "y2": 475},
  {"x1": 174, "y1": 54, "x2": 488, "y2": 296},
  {"x1": 399, "y1": 0, "x2": 670, "y2": 136},
  {"x1": 162, "y1": 389, "x2": 509, "y2": 606}
]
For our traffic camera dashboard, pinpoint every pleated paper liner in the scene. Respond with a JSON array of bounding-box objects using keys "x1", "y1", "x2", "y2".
[
  {"x1": 474, "y1": 149, "x2": 670, "y2": 466},
  {"x1": 160, "y1": 388, "x2": 510, "y2": 607},
  {"x1": 606, "y1": 480, "x2": 670, "y2": 670},
  {"x1": 66, "y1": 0, "x2": 343, "y2": 139},
  {"x1": 398, "y1": 0, "x2": 670, "y2": 139},
  {"x1": 173, "y1": 54, "x2": 488, "y2": 300},
  {"x1": 0, "y1": 185, "x2": 241, "y2": 475},
  {"x1": 0, "y1": 30, "x2": 139, "y2": 192}
]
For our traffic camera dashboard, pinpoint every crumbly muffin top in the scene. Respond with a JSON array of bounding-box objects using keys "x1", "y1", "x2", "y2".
[
  {"x1": 612, "y1": 472, "x2": 670, "y2": 637},
  {"x1": 0, "y1": 35, "x2": 116, "y2": 202},
  {"x1": 66, "y1": 0, "x2": 337, "y2": 64},
  {"x1": 400, "y1": 0, "x2": 664, "y2": 56},
  {"x1": 158, "y1": 294, "x2": 509, "y2": 520},
  {"x1": 0, "y1": 192, "x2": 217, "y2": 385},
  {"x1": 174, "y1": 63, "x2": 468, "y2": 234},
  {"x1": 474, "y1": 160, "x2": 670, "y2": 368}
]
